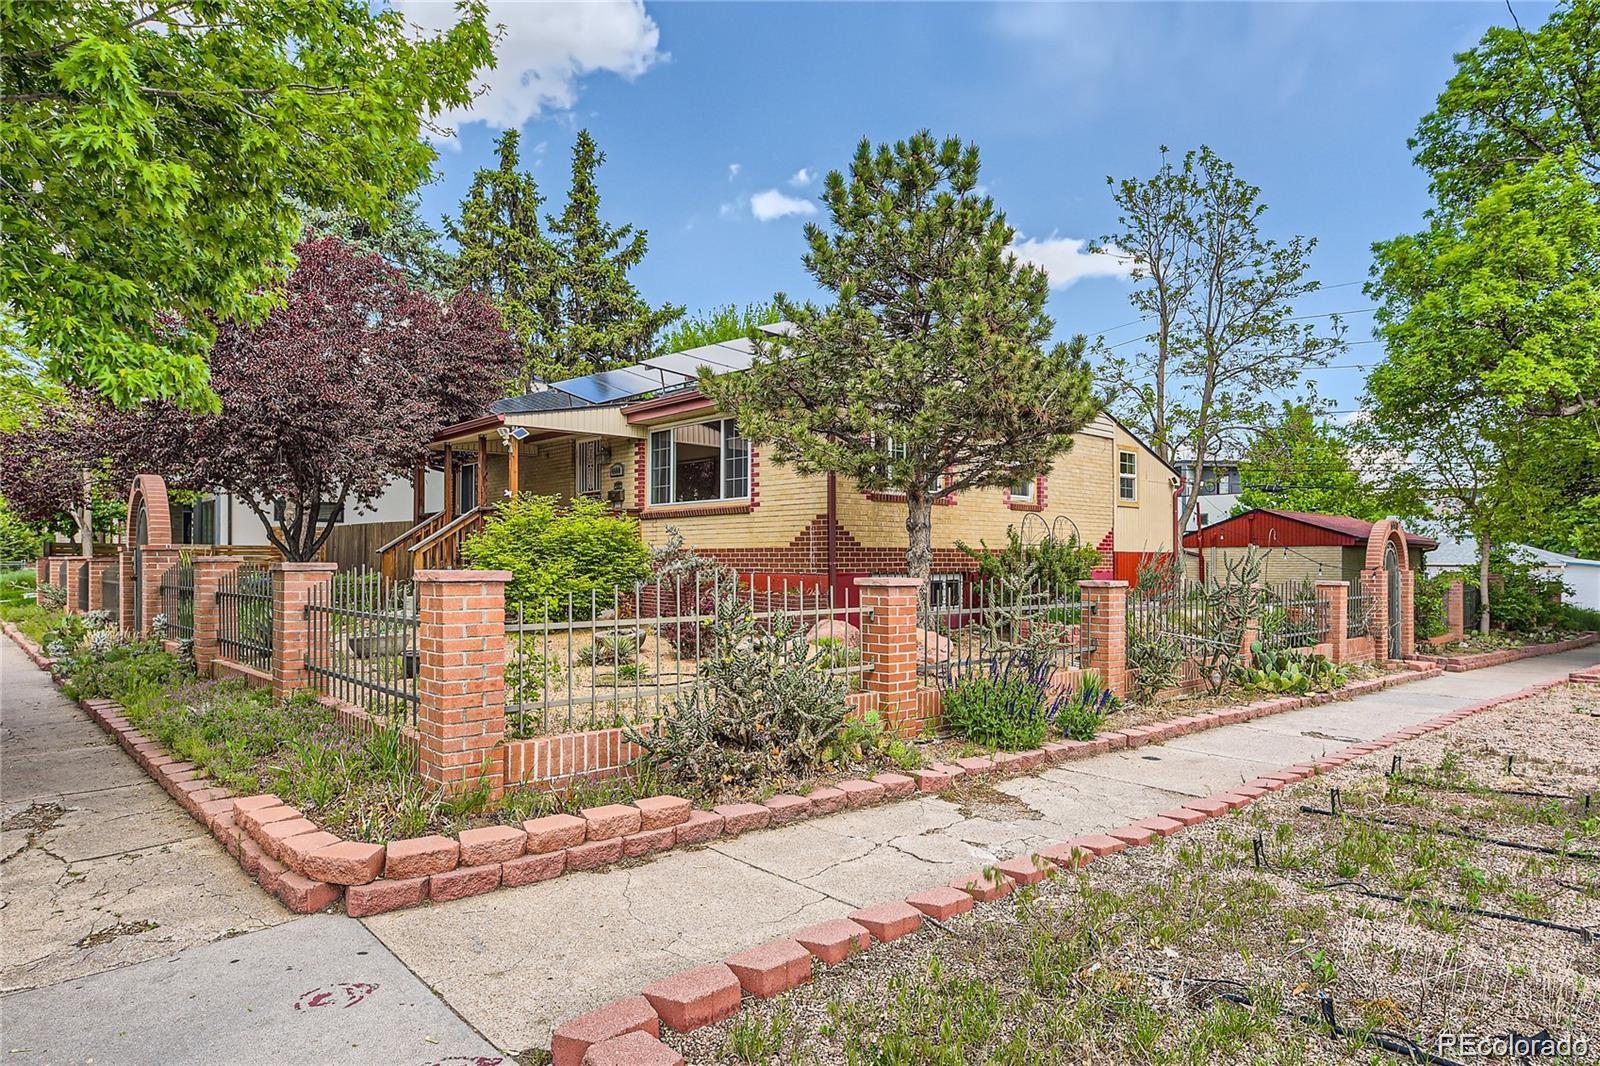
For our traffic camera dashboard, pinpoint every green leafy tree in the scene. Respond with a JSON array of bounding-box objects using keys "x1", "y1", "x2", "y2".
[
  {"x1": 1367, "y1": 0, "x2": 1600, "y2": 617},
  {"x1": 660, "y1": 301, "x2": 781, "y2": 352},
  {"x1": 545, "y1": 130, "x2": 683, "y2": 379},
  {"x1": 447, "y1": 129, "x2": 558, "y2": 391},
  {"x1": 1096, "y1": 147, "x2": 1345, "y2": 534},
  {"x1": 1234, "y1": 402, "x2": 1425, "y2": 521},
  {"x1": 0, "y1": 0, "x2": 492, "y2": 410},
  {"x1": 703, "y1": 132, "x2": 1099, "y2": 591}
]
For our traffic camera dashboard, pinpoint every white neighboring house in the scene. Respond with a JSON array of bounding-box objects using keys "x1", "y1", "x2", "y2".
[
  {"x1": 1173, "y1": 459, "x2": 1242, "y2": 531},
  {"x1": 1425, "y1": 534, "x2": 1600, "y2": 612},
  {"x1": 187, "y1": 473, "x2": 445, "y2": 547}
]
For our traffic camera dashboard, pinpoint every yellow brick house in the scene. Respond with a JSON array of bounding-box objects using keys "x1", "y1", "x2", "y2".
[{"x1": 382, "y1": 330, "x2": 1179, "y2": 599}]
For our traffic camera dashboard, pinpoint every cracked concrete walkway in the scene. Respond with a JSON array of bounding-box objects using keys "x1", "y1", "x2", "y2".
[
  {"x1": 0, "y1": 637, "x2": 501, "y2": 1065},
  {"x1": 363, "y1": 646, "x2": 1600, "y2": 1054}
]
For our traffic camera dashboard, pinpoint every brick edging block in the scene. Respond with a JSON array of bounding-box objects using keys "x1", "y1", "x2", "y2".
[
  {"x1": 6, "y1": 621, "x2": 1585, "y2": 923},
  {"x1": 537, "y1": 665, "x2": 1588, "y2": 1062}
]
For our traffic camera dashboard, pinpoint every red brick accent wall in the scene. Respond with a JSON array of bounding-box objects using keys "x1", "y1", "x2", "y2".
[
  {"x1": 503, "y1": 727, "x2": 645, "y2": 791},
  {"x1": 1094, "y1": 530, "x2": 1115, "y2": 571},
  {"x1": 857, "y1": 577, "x2": 923, "y2": 737},
  {"x1": 1081, "y1": 580, "x2": 1128, "y2": 698},
  {"x1": 415, "y1": 569, "x2": 509, "y2": 796},
  {"x1": 680, "y1": 512, "x2": 988, "y2": 581},
  {"x1": 270, "y1": 563, "x2": 336, "y2": 700}
]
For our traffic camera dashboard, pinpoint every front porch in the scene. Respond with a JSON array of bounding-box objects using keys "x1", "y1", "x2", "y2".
[{"x1": 379, "y1": 405, "x2": 644, "y2": 580}]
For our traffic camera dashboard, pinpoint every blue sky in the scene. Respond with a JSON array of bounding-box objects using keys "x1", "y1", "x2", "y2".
[{"x1": 403, "y1": 1, "x2": 1546, "y2": 413}]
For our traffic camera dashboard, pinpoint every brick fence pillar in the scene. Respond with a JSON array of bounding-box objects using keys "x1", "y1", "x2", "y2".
[
  {"x1": 35, "y1": 555, "x2": 49, "y2": 589},
  {"x1": 1442, "y1": 579, "x2": 1465, "y2": 643},
  {"x1": 1361, "y1": 568, "x2": 1388, "y2": 661},
  {"x1": 118, "y1": 549, "x2": 134, "y2": 631},
  {"x1": 60, "y1": 559, "x2": 82, "y2": 615},
  {"x1": 137, "y1": 547, "x2": 180, "y2": 637},
  {"x1": 1400, "y1": 571, "x2": 1416, "y2": 658},
  {"x1": 857, "y1": 577, "x2": 923, "y2": 737},
  {"x1": 1315, "y1": 580, "x2": 1349, "y2": 664},
  {"x1": 270, "y1": 562, "x2": 336, "y2": 701},
  {"x1": 416, "y1": 569, "x2": 509, "y2": 796},
  {"x1": 1080, "y1": 580, "x2": 1129, "y2": 699},
  {"x1": 85, "y1": 557, "x2": 116, "y2": 613},
  {"x1": 191, "y1": 556, "x2": 243, "y2": 677}
]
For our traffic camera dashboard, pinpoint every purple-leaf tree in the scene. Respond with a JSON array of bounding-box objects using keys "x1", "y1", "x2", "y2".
[
  {"x1": 0, "y1": 398, "x2": 121, "y2": 551},
  {"x1": 134, "y1": 237, "x2": 519, "y2": 560}
]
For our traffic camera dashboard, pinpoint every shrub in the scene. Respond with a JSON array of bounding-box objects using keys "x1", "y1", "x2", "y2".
[
  {"x1": 1052, "y1": 669, "x2": 1119, "y2": 740},
  {"x1": 577, "y1": 633, "x2": 639, "y2": 667},
  {"x1": 625, "y1": 591, "x2": 851, "y2": 791},
  {"x1": 1126, "y1": 631, "x2": 1185, "y2": 704},
  {"x1": 941, "y1": 658, "x2": 1053, "y2": 751},
  {"x1": 35, "y1": 581, "x2": 66, "y2": 609},
  {"x1": 1237, "y1": 644, "x2": 1348, "y2": 695},
  {"x1": 61, "y1": 636, "x2": 189, "y2": 701},
  {"x1": 1413, "y1": 571, "x2": 1455, "y2": 639},
  {"x1": 645, "y1": 527, "x2": 737, "y2": 658},
  {"x1": 463, "y1": 495, "x2": 650, "y2": 619},
  {"x1": 0, "y1": 500, "x2": 43, "y2": 562},
  {"x1": 1556, "y1": 603, "x2": 1600, "y2": 632},
  {"x1": 957, "y1": 524, "x2": 1101, "y2": 599},
  {"x1": 1474, "y1": 549, "x2": 1568, "y2": 633}
]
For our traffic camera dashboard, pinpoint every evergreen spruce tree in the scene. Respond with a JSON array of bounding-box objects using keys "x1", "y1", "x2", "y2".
[
  {"x1": 447, "y1": 130, "x2": 557, "y2": 392},
  {"x1": 546, "y1": 130, "x2": 683, "y2": 377}
]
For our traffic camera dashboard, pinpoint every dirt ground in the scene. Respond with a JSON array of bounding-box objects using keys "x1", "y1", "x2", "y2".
[{"x1": 670, "y1": 683, "x2": 1600, "y2": 1064}]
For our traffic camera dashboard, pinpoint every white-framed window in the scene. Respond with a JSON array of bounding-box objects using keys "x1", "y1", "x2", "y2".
[
  {"x1": 1118, "y1": 450, "x2": 1138, "y2": 503},
  {"x1": 1010, "y1": 477, "x2": 1036, "y2": 503},
  {"x1": 648, "y1": 418, "x2": 749, "y2": 506}
]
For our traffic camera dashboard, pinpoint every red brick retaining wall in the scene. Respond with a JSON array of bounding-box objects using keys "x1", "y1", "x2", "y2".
[{"x1": 1409, "y1": 632, "x2": 1597, "y2": 672}]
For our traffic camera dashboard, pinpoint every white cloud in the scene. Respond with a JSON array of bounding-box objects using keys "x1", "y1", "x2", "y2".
[
  {"x1": 788, "y1": 167, "x2": 815, "y2": 187},
  {"x1": 1010, "y1": 234, "x2": 1134, "y2": 289},
  {"x1": 750, "y1": 188, "x2": 817, "y2": 222},
  {"x1": 728, "y1": 163, "x2": 742, "y2": 180},
  {"x1": 397, "y1": 0, "x2": 663, "y2": 138}
]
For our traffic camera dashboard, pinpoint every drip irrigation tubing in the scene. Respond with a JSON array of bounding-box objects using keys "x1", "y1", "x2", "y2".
[
  {"x1": 1146, "y1": 971, "x2": 1468, "y2": 1066},
  {"x1": 1311, "y1": 879, "x2": 1597, "y2": 941},
  {"x1": 1298, "y1": 805, "x2": 1599, "y2": 863},
  {"x1": 1383, "y1": 754, "x2": 1587, "y2": 803}
]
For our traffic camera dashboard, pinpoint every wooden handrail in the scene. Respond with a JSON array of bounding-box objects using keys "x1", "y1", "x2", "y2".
[
  {"x1": 409, "y1": 505, "x2": 491, "y2": 573},
  {"x1": 378, "y1": 511, "x2": 442, "y2": 555}
]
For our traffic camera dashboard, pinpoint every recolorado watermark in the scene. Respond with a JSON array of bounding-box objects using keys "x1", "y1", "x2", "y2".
[{"x1": 1437, "y1": 1031, "x2": 1592, "y2": 1060}]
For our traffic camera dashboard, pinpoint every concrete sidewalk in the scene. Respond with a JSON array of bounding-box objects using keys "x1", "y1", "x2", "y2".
[
  {"x1": 361, "y1": 647, "x2": 1600, "y2": 1054},
  {"x1": 0, "y1": 638, "x2": 502, "y2": 1066}
]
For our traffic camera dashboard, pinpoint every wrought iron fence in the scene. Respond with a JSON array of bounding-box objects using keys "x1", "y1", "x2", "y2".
[
  {"x1": 1462, "y1": 583, "x2": 1482, "y2": 632},
  {"x1": 217, "y1": 564, "x2": 272, "y2": 672},
  {"x1": 506, "y1": 571, "x2": 871, "y2": 737},
  {"x1": 101, "y1": 562, "x2": 119, "y2": 618},
  {"x1": 1347, "y1": 582, "x2": 1371, "y2": 638},
  {"x1": 1256, "y1": 579, "x2": 1328, "y2": 650},
  {"x1": 918, "y1": 575, "x2": 1096, "y2": 690},
  {"x1": 1126, "y1": 578, "x2": 1236, "y2": 657},
  {"x1": 159, "y1": 559, "x2": 195, "y2": 640},
  {"x1": 305, "y1": 568, "x2": 419, "y2": 724},
  {"x1": 76, "y1": 561, "x2": 89, "y2": 612}
]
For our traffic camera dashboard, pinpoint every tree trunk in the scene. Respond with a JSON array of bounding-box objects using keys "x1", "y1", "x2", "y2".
[
  {"x1": 905, "y1": 488, "x2": 934, "y2": 626},
  {"x1": 80, "y1": 470, "x2": 94, "y2": 556},
  {"x1": 1478, "y1": 530, "x2": 1492, "y2": 635}
]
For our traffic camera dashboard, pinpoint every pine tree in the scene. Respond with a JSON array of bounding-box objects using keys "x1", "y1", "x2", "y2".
[
  {"x1": 702, "y1": 132, "x2": 1099, "y2": 592},
  {"x1": 447, "y1": 130, "x2": 557, "y2": 392},
  {"x1": 546, "y1": 130, "x2": 683, "y2": 377}
]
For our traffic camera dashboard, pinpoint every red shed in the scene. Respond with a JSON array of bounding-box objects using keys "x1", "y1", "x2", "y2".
[{"x1": 1182, "y1": 509, "x2": 1436, "y2": 585}]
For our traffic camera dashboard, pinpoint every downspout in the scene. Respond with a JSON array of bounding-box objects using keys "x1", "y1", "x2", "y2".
[
  {"x1": 1171, "y1": 477, "x2": 1180, "y2": 579},
  {"x1": 826, "y1": 472, "x2": 838, "y2": 597}
]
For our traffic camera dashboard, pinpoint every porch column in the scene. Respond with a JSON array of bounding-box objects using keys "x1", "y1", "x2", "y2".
[
  {"x1": 442, "y1": 443, "x2": 455, "y2": 519},
  {"x1": 412, "y1": 461, "x2": 426, "y2": 523},
  {"x1": 506, "y1": 440, "x2": 520, "y2": 500},
  {"x1": 476, "y1": 435, "x2": 489, "y2": 508}
]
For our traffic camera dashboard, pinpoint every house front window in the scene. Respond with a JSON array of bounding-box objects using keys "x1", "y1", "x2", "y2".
[
  {"x1": 648, "y1": 418, "x2": 749, "y2": 506},
  {"x1": 1118, "y1": 450, "x2": 1138, "y2": 503}
]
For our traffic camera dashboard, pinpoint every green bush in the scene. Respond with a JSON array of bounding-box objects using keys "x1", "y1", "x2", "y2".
[
  {"x1": 0, "y1": 499, "x2": 43, "y2": 562},
  {"x1": 1052, "y1": 669, "x2": 1118, "y2": 740},
  {"x1": 1413, "y1": 571, "x2": 1456, "y2": 639},
  {"x1": 1475, "y1": 550, "x2": 1568, "y2": 633},
  {"x1": 463, "y1": 495, "x2": 650, "y2": 619},
  {"x1": 1556, "y1": 603, "x2": 1600, "y2": 632},
  {"x1": 942, "y1": 659, "x2": 1052, "y2": 751}
]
